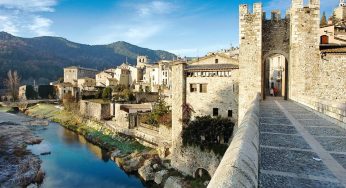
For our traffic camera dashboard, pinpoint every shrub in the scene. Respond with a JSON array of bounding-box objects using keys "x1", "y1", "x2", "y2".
[
  {"x1": 102, "y1": 87, "x2": 113, "y2": 100},
  {"x1": 182, "y1": 116, "x2": 235, "y2": 155},
  {"x1": 139, "y1": 96, "x2": 172, "y2": 127},
  {"x1": 38, "y1": 85, "x2": 55, "y2": 99},
  {"x1": 25, "y1": 85, "x2": 38, "y2": 100}
]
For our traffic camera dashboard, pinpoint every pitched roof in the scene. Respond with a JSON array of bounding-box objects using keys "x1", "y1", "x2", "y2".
[
  {"x1": 64, "y1": 66, "x2": 98, "y2": 72},
  {"x1": 185, "y1": 64, "x2": 239, "y2": 71}
]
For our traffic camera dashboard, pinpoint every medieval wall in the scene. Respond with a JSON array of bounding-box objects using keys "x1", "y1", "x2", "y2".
[
  {"x1": 171, "y1": 62, "x2": 186, "y2": 171},
  {"x1": 315, "y1": 53, "x2": 346, "y2": 102},
  {"x1": 80, "y1": 100, "x2": 111, "y2": 121},
  {"x1": 238, "y1": 3, "x2": 263, "y2": 123},
  {"x1": 289, "y1": 0, "x2": 320, "y2": 101},
  {"x1": 262, "y1": 15, "x2": 290, "y2": 59}
]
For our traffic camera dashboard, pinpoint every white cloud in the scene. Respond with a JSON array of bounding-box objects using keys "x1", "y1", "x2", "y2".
[
  {"x1": 0, "y1": 0, "x2": 56, "y2": 36},
  {"x1": 125, "y1": 24, "x2": 162, "y2": 42},
  {"x1": 28, "y1": 16, "x2": 53, "y2": 36},
  {"x1": 0, "y1": 15, "x2": 19, "y2": 34},
  {"x1": 0, "y1": 0, "x2": 57, "y2": 12},
  {"x1": 135, "y1": 1, "x2": 176, "y2": 17},
  {"x1": 93, "y1": 23, "x2": 165, "y2": 45}
]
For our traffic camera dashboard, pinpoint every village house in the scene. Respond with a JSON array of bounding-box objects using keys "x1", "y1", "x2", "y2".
[
  {"x1": 320, "y1": 0, "x2": 346, "y2": 44},
  {"x1": 77, "y1": 77, "x2": 96, "y2": 91},
  {"x1": 55, "y1": 82, "x2": 78, "y2": 100},
  {"x1": 64, "y1": 66, "x2": 98, "y2": 86},
  {"x1": 96, "y1": 71, "x2": 115, "y2": 87},
  {"x1": 174, "y1": 53, "x2": 239, "y2": 122}
]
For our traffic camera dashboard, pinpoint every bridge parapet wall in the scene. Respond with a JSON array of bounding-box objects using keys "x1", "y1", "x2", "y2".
[{"x1": 208, "y1": 93, "x2": 260, "y2": 188}]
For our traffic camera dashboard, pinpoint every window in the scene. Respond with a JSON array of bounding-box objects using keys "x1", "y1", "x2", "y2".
[
  {"x1": 215, "y1": 59, "x2": 219, "y2": 64},
  {"x1": 213, "y1": 108, "x2": 219, "y2": 116},
  {"x1": 190, "y1": 84, "x2": 197, "y2": 92},
  {"x1": 200, "y1": 84, "x2": 207, "y2": 93},
  {"x1": 228, "y1": 110, "x2": 233, "y2": 118}
]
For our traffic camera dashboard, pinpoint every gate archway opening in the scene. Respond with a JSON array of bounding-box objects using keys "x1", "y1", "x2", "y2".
[
  {"x1": 262, "y1": 53, "x2": 288, "y2": 100},
  {"x1": 194, "y1": 168, "x2": 211, "y2": 181}
]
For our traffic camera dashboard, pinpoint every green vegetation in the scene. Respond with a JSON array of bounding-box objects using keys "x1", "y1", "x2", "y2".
[
  {"x1": 0, "y1": 106, "x2": 11, "y2": 112},
  {"x1": 102, "y1": 87, "x2": 113, "y2": 100},
  {"x1": 38, "y1": 85, "x2": 56, "y2": 99},
  {"x1": 182, "y1": 116, "x2": 235, "y2": 156},
  {"x1": 140, "y1": 96, "x2": 171, "y2": 127},
  {"x1": 26, "y1": 104, "x2": 147, "y2": 153}
]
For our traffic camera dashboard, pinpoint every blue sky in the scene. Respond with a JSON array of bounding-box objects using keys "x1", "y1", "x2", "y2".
[{"x1": 0, "y1": 0, "x2": 339, "y2": 56}]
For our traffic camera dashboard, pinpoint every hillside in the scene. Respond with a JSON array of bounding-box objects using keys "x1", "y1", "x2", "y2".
[{"x1": 0, "y1": 32, "x2": 176, "y2": 88}]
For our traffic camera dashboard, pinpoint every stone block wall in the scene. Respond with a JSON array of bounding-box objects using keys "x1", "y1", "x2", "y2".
[
  {"x1": 312, "y1": 53, "x2": 346, "y2": 102},
  {"x1": 80, "y1": 100, "x2": 111, "y2": 121},
  {"x1": 186, "y1": 75, "x2": 238, "y2": 123},
  {"x1": 159, "y1": 125, "x2": 172, "y2": 141},
  {"x1": 171, "y1": 62, "x2": 187, "y2": 172},
  {"x1": 289, "y1": 0, "x2": 320, "y2": 100},
  {"x1": 238, "y1": 3, "x2": 262, "y2": 123},
  {"x1": 112, "y1": 103, "x2": 129, "y2": 128},
  {"x1": 171, "y1": 145, "x2": 222, "y2": 177},
  {"x1": 208, "y1": 94, "x2": 260, "y2": 188}
]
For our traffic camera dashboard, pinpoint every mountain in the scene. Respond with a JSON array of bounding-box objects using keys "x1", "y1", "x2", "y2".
[{"x1": 0, "y1": 31, "x2": 176, "y2": 88}]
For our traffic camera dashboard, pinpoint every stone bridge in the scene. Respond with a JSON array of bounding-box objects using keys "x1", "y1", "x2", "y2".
[{"x1": 208, "y1": 96, "x2": 346, "y2": 187}]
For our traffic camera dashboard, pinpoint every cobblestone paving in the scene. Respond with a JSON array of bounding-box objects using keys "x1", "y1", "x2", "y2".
[{"x1": 259, "y1": 98, "x2": 346, "y2": 188}]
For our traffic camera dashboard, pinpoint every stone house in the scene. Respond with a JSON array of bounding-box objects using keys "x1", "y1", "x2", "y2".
[
  {"x1": 320, "y1": 1, "x2": 346, "y2": 45},
  {"x1": 55, "y1": 82, "x2": 78, "y2": 100},
  {"x1": 106, "y1": 78, "x2": 118, "y2": 87},
  {"x1": 181, "y1": 54, "x2": 239, "y2": 122},
  {"x1": 96, "y1": 71, "x2": 114, "y2": 87},
  {"x1": 77, "y1": 77, "x2": 96, "y2": 91},
  {"x1": 64, "y1": 66, "x2": 98, "y2": 86}
]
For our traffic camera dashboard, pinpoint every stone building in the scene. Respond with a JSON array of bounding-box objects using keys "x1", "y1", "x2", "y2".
[
  {"x1": 55, "y1": 82, "x2": 78, "y2": 100},
  {"x1": 319, "y1": 1, "x2": 346, "y2": 45},
  {"x1": 238, "y1": 0, "x2": 345, "y2": 123},
  {"x1": 64, "y1": 66, "x2": 98, "y2": 86},
  {"x1": 334, "y1": 0, "x2": 346, "y2": 21},
  {"x1": 77, "y1": 78, "x2": 96, "y2": 91},
  {"x1": 170, "y1": 54, "x2": 239, "y2": 177},
  {"x1": 96, "y1": 71, "x2": 115, "y2": 87}
]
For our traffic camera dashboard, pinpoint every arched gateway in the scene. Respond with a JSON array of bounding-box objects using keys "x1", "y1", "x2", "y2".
[{"x1": 238, "y1": 0, "x2": 321, "y2": 121}]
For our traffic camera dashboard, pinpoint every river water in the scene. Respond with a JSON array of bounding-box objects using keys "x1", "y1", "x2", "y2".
[{"x1": 0, "y1": 111, "x2": 145, "y2": 188}]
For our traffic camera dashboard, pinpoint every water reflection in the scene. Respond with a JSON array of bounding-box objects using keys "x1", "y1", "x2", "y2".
[{"x1": 0, "y1": 111, "x2": 146, "y2": 188}]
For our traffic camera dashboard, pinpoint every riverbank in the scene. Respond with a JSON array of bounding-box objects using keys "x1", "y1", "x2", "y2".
[
  {"x1": 22, "y1": 103, "x2": 207, "y2": 187},
  {"x1": 24, "y1": 103, "x2": 147, "y2": 154},
  {"x1": 0, "y1": 119, "x2": 44, "y2": 187}
]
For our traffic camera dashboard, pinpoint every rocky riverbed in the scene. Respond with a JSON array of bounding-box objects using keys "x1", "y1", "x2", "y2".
[{"x1": 0, "y1": 121, "x2": 44, "y2": 187}]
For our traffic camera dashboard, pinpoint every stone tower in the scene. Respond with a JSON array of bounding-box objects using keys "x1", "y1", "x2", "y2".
[
  {"x1": 136, "y1": 56, "x2": 149, "y2": 68},
  {"x1": 238, "y1": 3, "x2": 263, "y2": 122},
  {"x1": 334, "y1": 0, "x2": 346, "y2": 20},
  {"x1": 289, "y1": 0, "x2": 320, "y2": 101},
  {"x1": 170, "y1": 62, "x2": 186, "y2": 171}
]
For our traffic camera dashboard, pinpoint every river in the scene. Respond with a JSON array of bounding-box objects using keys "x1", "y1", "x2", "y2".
[{"x1": 0, "y1": 111, "x2": 146, "y2": 188}]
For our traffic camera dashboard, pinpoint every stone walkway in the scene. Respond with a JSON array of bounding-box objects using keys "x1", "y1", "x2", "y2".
[{"x1": 259, "y1": 98, "x2": 346, "y2": 188}]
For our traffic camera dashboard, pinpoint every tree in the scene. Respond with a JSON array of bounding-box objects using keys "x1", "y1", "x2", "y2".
[
  {"x1": 4, "y1": 70, "x2": 21, "y2": 101},
  {"x1": 320, "y1": 11, "x2": 328, "y2": 27},
  {"x1": 102, "y1": 87, "x2": 113, "y2": 100}
]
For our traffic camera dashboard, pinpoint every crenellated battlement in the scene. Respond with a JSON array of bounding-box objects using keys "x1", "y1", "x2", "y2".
[
  {"x1": 291, "y1": 0, "x2": 320, "y2": 9},
  {"x1": 239, "y1": 3, "x2": 262, "y2": 16}
]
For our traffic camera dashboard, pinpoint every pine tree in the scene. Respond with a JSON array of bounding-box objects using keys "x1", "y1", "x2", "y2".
[{"x1": 321, "y1": 11, "x2": 328, "y2": 27}]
